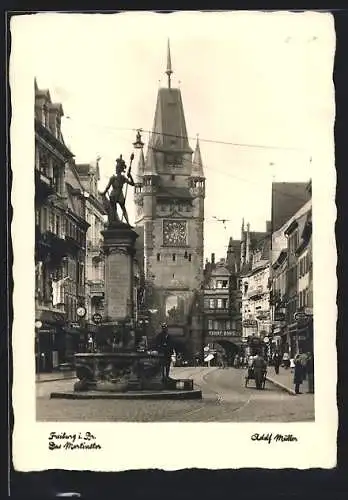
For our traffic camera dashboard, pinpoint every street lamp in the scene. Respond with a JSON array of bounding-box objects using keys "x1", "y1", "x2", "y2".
[{"x1": 133, "y1": 129, "x2": 144, "y2": 149}]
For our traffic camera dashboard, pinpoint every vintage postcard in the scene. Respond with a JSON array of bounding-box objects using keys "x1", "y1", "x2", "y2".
[{"x1": 11, "y1": 10, "x2": 337, "y2": 471}]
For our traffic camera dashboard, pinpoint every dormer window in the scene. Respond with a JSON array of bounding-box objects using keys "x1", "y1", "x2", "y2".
[
  {"x1": 55, "y1": 115, "x2": 61, "y2": 139},
  {"x1": 42, "y1": 105, "x2": 48, "y2": 127}
]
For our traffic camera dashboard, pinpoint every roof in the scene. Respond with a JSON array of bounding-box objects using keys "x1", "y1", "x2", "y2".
[
  {"x1": 148, "y1": 88, "x2": 193, "y2": 154},
  {"x1": 272, "y1": 182, "x2": 311, "y2": 232},
  {"x1": 75, "y1": 160, "x2": 100, "y2": 180},
  {"x1": 157, "y1": 186, "x2": 192, "y2": 200},
  {"x1": 191, "y1": 138, "x2": 204, "y2": 177},
  {"x1": 144, "y1": 145, "x2": 158, "y2": 175},
  {"x1": 135, "y1": 149, "x2": 145, "y2": 182},
  {"x1": 75, "y1": 164, "x2": 91, "y2": 176}
]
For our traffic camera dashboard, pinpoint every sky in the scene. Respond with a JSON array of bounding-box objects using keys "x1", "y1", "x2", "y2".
[{"x1": 20, "y1": 11, "x2": 335, "y2": 260}]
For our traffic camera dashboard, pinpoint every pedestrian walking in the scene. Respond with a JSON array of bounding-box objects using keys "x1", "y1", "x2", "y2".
[
  {"x1": 155, "y1": 323, "x2": 174, "y2": 381},
  {"x1": 252, "y1": 352, "x2": 267, "y2": 389},
  {"x1": 293, "y1": 354, "x2": 304, "y2": 394},
  {"x1": 282, "y1": 351, "x2": 290, "y2": 369},
  {"x1": 273, "y1": 351, "x2": 281, "y2": 375},
  {"x1": 290, "y1": 357, "x2": 295, "y2": 373},
  {"x1": 306, "y1": 352, "x2": 314, "y2": 393}
]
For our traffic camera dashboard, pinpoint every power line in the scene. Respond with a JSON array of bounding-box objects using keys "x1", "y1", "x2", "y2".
[
  {"x1": 63, "y1": 115, "x2": 309, "y2": 154},
  {"x1": 63, "y1": 116, "x2": 311, "y2": 204}
]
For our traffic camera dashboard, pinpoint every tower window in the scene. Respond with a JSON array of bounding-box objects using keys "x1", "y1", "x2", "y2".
[
  {"x1": 172, "y1": 254, "x2": 176, "y2": 262},
  {"x1": 157, "y1": 253, "x2": 161, "y2": 262},
  {"x1": 171, "y1": 175, "x2": 175, "y2": 181},
  {"x1": 188, "y1": 254, "x2": 192, "y2": 262}
]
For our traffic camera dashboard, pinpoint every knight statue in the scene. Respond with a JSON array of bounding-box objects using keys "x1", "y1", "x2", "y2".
[{"x1": 101, "y1": 154, "x2": 135, "y2": 226}]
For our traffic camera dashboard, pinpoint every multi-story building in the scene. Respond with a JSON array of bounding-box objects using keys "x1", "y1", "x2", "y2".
[
  {"x1": 270, "y1": 191, "x2": 312, "y2": 356},
  {"x1": 133, "y1": 42, "x2": 205, "y2": 357},
  {"x1": 270, "y1": 248, "x2": 287, "y2": 352},
  {"x1": 203, "y1": 254, "x2": 242, "y2": 361},
  {"x1": 240, "y1": 221, "x2": 271, "y2": 341},
  {"x1": 284, "y1": 199, "x2": 312, "y2": 355},
  {"x1": 34, "y1": 80, "x2": 89, "y2": 372},
  {"x1": 75, "y1": 161, "x2": 106, "y2": 332}
]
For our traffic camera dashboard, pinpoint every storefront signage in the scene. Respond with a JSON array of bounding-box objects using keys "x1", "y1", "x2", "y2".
[
  {"x1": 208, "y1": 330, "x2": 239, "y2": 337},
  {"x1": 70, "y1": 322, "x2": 80, "y2": 328},
  {"x1": 256, "y1": 312, "x2": 270, "y2": 320},
  {"x1": 92, "y1": 313, "x2": 103, "y2": 324},
  {"x1": 243, "y1": 320, "x2": 257, "y2": 328},
  {"x1": 294, "y1": 311, "x2": 309, "y2": 322}
]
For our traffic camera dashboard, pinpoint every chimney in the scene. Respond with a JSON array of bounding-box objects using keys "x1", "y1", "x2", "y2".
[{"x1": 211, "y1": 253, "x2": 215, "y2": 264}]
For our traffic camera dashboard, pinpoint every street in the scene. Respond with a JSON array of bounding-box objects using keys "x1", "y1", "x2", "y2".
[{"x1": 36, "y1": 367, "x2": 314, "y2": 422}]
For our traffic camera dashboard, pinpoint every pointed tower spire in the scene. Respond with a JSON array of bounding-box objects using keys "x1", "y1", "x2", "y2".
[
  {"x1": 135, "y1": 148, "x2": 145, "y2": 183},
  {"x1": 191, "y1": 135, "x2": 204, "y2": 177},
  {"x1": 166, "y1": 38, "x2": 173, "y2": 89},
  {"x1": 143, "y1": 146, "x2": 158, "y2": 176}
]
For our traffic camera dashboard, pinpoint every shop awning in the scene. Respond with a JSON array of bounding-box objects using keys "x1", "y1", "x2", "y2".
[
  {"x1": 37, "y1": 309, "x2": 65, "y2": 325},
  {"x1": 63, "y1": 326, "x2": 85, "y2": 335}
]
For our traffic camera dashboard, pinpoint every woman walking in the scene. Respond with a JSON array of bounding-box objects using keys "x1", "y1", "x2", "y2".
[{"x1": 293, "y1": 354, "x2": 304, "y2": 394}]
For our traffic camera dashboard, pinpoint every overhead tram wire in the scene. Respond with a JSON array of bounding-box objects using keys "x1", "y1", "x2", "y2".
[
  {"x1": 63, "y1": 115, "x2": 308, "y2": 153},
  {"x1": 62, "y1": 116, "x2": 312, "y2": 204}
]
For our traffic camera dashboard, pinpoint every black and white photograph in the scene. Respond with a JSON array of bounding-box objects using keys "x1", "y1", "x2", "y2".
[{"x1": 11, "y1": 11, "x2": 336, "y2": 470}]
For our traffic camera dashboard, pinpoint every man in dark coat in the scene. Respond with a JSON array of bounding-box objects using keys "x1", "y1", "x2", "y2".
[
  {"x1": 293, "y1": 354, "x2": 304, "y2": 394},
  {"x1": 252, "y1": 352, "x2": 267, "y2": 389},
  {"x1": 155, "y1": 323, "x2": 174, "y2": 380},
  {"x1": 273, "y1": 351, "x2": 282, "y2": 375}
]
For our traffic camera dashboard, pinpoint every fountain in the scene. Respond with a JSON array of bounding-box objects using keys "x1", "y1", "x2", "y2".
[{"x1": 51, "y1": 150, "x2": 201, "y2": 401}]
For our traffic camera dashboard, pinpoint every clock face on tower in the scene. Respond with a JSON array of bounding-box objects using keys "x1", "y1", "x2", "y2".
[{"x1": 163, "y1": 220, "x2": 187, "y2": 247}]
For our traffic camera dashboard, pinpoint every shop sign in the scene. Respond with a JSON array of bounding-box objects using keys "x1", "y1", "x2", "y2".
[
  {"x1": 256, "y1": 312, "x2": 270, "y2": 320},
  {"x1": 92, "y1": 313, "x2": 103, "y2": 324},
  {"x1": 294, "y1": 311, "x2": 308, "y2": 322},
  {"x1": 298, "y1": 335, "x2": 307, "y2": 341},
  {"x1": 243, "y1": 319, "x2": 257, "y2": 328},
  {"x1": 70, "y1": 322, "x2": 80, "y2": 328},
  {"x1": 208, "y1": 330, "x2": 238, "y2": 337},
  {"x1": 274, "y1": 312, "x2": 285, "y2": 322}
]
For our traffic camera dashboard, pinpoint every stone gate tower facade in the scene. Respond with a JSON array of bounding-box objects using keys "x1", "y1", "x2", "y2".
[{"x1": 134, "y1": 41, "x2": 205, "y2": 356}]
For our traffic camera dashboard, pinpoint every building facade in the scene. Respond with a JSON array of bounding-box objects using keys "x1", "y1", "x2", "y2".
[
  {"x1": 133, "y1": 43, "x2": 205, "y2": 356},
  {"x1": 284, "y1": 201, "x2": 313, "y2": 356},
  {"x1": 35, "y1": 81, "x2": 89, "y2": 372},
  {"x1": 75, "y1": 161, "x2": 106, "y2": 334},
  {"x1": 203, "y1": 254, "x2": 242, "y2": 360},
  {"x1": 270, "y1": 194, "x2": 312, "y2": 357},
  {"x1": 240, "y1": 222, "x2": 271, "y2": 341}
]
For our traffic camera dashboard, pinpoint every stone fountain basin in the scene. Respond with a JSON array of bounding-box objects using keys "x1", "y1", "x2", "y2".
[{"x1": 72, "y1": 351, "x2": 194, "y2": 393}]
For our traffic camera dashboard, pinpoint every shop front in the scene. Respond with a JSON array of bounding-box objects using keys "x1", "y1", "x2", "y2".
[
  {"x1": 296, "y1": 316, "x2": 313, "y2": 354},
  {"x1": 63, "y1": 322, "x2": 89, "y2": 363},
  {"x1": 35, "y1": 310, "x2": 66, "y2": 373},
  {"x1": 287, "y1": 315, "x2": 313, "y2": 357}
]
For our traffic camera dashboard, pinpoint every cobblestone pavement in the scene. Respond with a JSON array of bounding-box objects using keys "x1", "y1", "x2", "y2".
[{"x1": 36, "y1": 367, "x2": 314, "y2": 422}]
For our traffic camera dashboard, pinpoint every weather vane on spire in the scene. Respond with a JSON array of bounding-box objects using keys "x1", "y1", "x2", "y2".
[{"x1": 166, "y1": 38, "x2": 173, "y2": 89}]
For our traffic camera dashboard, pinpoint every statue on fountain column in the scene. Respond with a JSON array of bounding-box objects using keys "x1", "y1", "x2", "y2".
[{"x1": 101, "y1": 154, "x2": 135, "y2": 226}]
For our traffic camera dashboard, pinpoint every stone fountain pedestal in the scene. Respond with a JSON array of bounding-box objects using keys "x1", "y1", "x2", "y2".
[{"x1": 51, "y1": 221, "x2": 201, "y2": 400}]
